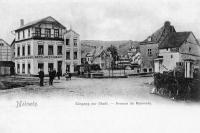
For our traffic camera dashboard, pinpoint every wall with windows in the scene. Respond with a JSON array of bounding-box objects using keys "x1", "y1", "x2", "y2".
[
  {"x1": 63, "y1": 30, "x2": 81, "y2": 73},
  {"x1": 15, "y1": 41, "x2": 34, "y2": 57},
  {"x1": 16, "y1": 28, "x2": 33, "y2": 41},
  {"x1": 179, "y1": 33, "x2": 200, "y2": 62},
  {"x1": 159, "y1": 49, "x2": 181, "y2": 72},
  {"x1": 15, "y1": 23, "x2": 65, "y2": 41},
  {"x1": 140, "y1": 43, "x2": 158, "y2": 72},
  {"x1": 15, "y1": 59, "x2": 34, "y2": 75}
]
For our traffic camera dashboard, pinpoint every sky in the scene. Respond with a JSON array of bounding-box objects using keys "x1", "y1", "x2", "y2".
[{"x1": 1, "y1": 0, "x2": 200, "y2": 44}]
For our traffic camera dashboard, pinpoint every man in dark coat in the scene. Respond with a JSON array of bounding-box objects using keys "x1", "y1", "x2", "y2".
[
  {"x1": 57, "y1": 71, "x2": 61, "y2": 80},
  {"x1": 49, "y1": 69, "x2": 54, "y2": 86},
  {"x1": 52, "y1": 68, "x2": 57, "y2": 79},
  {"x1": 38, "y1": 69, "x2": 44, "y2": 86}
]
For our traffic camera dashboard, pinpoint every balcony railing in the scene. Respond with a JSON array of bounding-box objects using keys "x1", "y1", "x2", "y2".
[{"x1": 32, "y1": 33, "x2": 63, "y2": 40}]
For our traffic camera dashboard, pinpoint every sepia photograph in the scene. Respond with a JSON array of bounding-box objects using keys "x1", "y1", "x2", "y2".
[{"x1": 0, "y1": 0, "x2": 200, "y2": 132}]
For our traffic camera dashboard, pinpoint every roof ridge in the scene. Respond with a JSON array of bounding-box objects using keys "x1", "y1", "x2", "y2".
[{"x1": 15, "y1": 16, "x2": 66, "y2": 31}]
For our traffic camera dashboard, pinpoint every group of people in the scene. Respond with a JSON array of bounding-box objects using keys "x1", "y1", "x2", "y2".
[{"x1": 38, "y1": 68, "x2": 71, "y2": 86}]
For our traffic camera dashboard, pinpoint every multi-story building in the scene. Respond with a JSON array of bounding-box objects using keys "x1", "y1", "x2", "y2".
[
  {"x1": 154, "y1": 32, "x2": 200, "y2": 73},
  {"x1": 64, "y1": 30, "x2": 81, "y2": 73},
  {"x1": 14, "y1": 16, "x2": 81, "y2": 75},
  {"x1": 0, "y1": 39, "x2": 14, "y2": 75},
  {"x1": 139, "y1": 21, "x2": 176, "y2": 73}
]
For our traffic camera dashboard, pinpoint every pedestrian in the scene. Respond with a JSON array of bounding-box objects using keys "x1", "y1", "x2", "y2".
[
  {"x1": 57, "y1": 71, "x2": 61, "y2": 80},
  {"x1": 38, "y1": 68, "x2": 44, "y2": 86},
  {"x1": 53, "y1": 68, "x2": 57, "y2": 79},
  {"x1": 49, "y1": 69, "x2": 54, "y2": 86},
  {"x1": 68, "y1": 72, "x2": 72, "y2": 80}
]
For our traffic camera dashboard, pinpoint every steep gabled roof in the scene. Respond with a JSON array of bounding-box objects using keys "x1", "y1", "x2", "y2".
[
  {"x1": 140, "y1": 21, "x2": 176, "y2": 45},
  {"x1": 15, "y1": 16, "x2": 66, "y2": 31},
  {"x1": 0, "y1": 39, "x2": 10, "y2": 47},
  {"x1": 159, "y1": 32, "x2": 191, "y2": 49},
  {"x1": 65, "y1": 29, "x2": 80, "y2": 36}
]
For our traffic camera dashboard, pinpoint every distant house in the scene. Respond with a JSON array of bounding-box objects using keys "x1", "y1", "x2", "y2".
[
  {"x1": 92, "y1": 48, "x2": 112, "y2": 69},
  {"x1": 82, "y1": 46, "x2": 112, "y2": 70},
  {"x1": 0, "y1": 39, "x2": 14, "y2": 75},
  {"x1": 140, "y1": 21, "x2": 176, "y2": 73},
  {"x1": 154, "y1": 32, "x2": 200, "y2": 73}
]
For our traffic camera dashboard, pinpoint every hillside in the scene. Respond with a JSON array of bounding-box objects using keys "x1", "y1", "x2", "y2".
[{"x1": 81, "y1": 40, "x2": 140, "y2": 57}]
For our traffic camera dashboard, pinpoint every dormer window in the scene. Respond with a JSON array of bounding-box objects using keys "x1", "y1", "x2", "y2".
[
  {"x1": 54, "y1": 29, "x2": 59, "y2": 38},
  {"x1": 35, "y1": 28, "x2": 41, "y2": 37},
  {"x1": 45, "y1": 28, "x2": 51, "y2": 38},
  {"x1": 28, "y1": 29, "x2": 30, "y2": 37},
  {"x1": 23, "y1": 30, "x2": 25, "y2": 39},
  {"x1": 18, "y1": 32, "x2": 20, "y2": 40}
]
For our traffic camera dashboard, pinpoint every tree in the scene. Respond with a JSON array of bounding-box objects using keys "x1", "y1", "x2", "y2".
[{"x1": 107, "y1": 45, "x2": 118, "y2": 62}]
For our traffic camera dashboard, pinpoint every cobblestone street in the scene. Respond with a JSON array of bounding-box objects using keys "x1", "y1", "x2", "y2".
[{"x1": 0, "y1": 76, "x2": 196, "y2": 105}]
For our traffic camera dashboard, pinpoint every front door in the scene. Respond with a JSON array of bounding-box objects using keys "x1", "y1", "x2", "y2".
[{"x1": 57, "y1": 61, "x2": 62, "y2": 73}]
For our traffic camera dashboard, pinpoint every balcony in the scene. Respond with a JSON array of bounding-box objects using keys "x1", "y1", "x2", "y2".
[{"x1": 32, "y1": 33, "x2": 64, "y2": 41}]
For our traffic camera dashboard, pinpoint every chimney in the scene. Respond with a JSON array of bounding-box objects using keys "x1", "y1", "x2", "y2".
[
  {"x1": 20, "y1": 19, "x2": 24, "y2": 27},
  {"x1": 164, "y1": 21, "x2": 170, "y2": 27}
]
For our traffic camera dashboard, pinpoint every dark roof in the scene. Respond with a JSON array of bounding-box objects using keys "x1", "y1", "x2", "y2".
[
  {"x1": 15, "y1": 16, "x2": 66, "y2": 31},
  {"x1": 159, "y1": 32, "x2": 191, "y2": 49},
  {"x1": 140, "y1": 21, "x2": 176, "y2": 45},
  {"x1": 0, "y1": 39, "x2": 10, "y2": 47}
]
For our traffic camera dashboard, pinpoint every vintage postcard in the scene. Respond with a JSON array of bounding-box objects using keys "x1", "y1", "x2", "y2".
[{"x1": 0, "y1": 0, "x2": 200, "y2": 132}]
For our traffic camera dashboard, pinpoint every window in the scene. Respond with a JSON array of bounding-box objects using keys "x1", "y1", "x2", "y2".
[
  {"x1": 23, "y1": 30, "x2": 25, "y2": 39},
  {"x1": 149, "y1": 68, "x2": 152, "y2": 72},
  {"x1": 38, "y1": 63, "x2": 44, "y2": 70},
  {"x1": 35, "y1": 28, "x2": 41, "y2": 37},
  {"x1": 38, "y1": 45, "x2": 44, "y2": 55},
  {"x1": 22, "y1": 64, "x2": 25, "y2": 73},
  {"x1": 137, "y1": 69, "x2": 140, "y2": 73},
  {"x1": 17, "y1": 47, "x2": 20, "y2": 56},
  {"x1": 66, "y1": 52, "x2": 70, "y2": 60},
  {"x1": 18, "y1": 32, "x2": 20, "y2": 40},
  {"x1": 176, "y1": 62, "x2": 183, "y2": 66},
  {"x1": 189, "y1": 47, "x2": 191, "y2": 52},
  {"x1": 48, "y1": 45, "x2": 54, "y2": 55},
  {"x1": 74, "y1": 51, "x2": 77, "y2": 59},
  {"x1": 143, "y1": 68, "x2": 147, "y2": 73},
  {"x1": 28, "y1": 63, "x2": 31, "y2": 74},
  {"x1": 171, "y1": 55, "x2": 173, "y2": 58},
  {"x1": 57, "y1": 46, "x2": 62, "y2": 55},
  {"x1": 0, "y1": 43, "x2": 3, "y2": 46},
  {"x1": 28, "y1": 45, "x2": 31, "y2": 55},
  {"x1": 66, "y1": 39, "x2": 70, "y2": 45},
  {"x1": 147, "y1": 49, "x2": 152, "y2": 56},
  {"x1": 17, "y1": 64, "x2": 20, "y2": 73},
  {"x1": 74, "y1": 39, "x2": 77, "y2": 46},
  {"x1": 22, "y1": 46, "x2": 25, "y2": 56},
  {"x1": 45, "y1": 28, "x2": 51, "y2": 37},
  {"x1": 54, "y1": 29, "x2": 59, "y2": 38},
  {"x1": 28, "y1": 29, "x2": 30, "y2": 37}
]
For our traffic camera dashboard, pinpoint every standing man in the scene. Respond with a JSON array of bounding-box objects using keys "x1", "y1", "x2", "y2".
[
  {"x1": 38, "y1": 68, "x2": 44, "y2": 86},
  {"x1": 49, "y1": 69, "x2": 53, "y2": 86},
  {"x1": 53, "y1": 68, "x2": 57, "y2": 80},
  {"x1": 57, "y1": 71, "x2": 61, "y2": 80}
]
